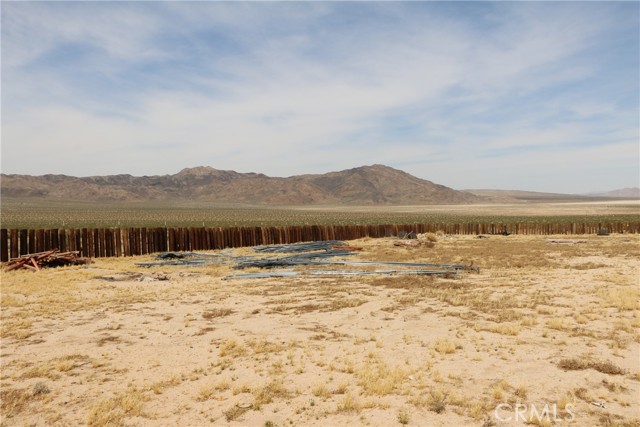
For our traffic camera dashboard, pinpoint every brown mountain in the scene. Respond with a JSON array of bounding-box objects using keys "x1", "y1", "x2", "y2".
[{"x1": 1, "y1": 164, "x2": 482, "y2": 205}]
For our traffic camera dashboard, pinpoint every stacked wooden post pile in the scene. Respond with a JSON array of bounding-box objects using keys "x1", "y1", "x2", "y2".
[{"x1": 2, "y1": 249, "x2": 92, "y2": 272}]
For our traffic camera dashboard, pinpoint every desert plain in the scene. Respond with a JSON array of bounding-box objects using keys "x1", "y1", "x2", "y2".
[{"x1": 1, "y1": 229, "x2": 639, "y2": 427}]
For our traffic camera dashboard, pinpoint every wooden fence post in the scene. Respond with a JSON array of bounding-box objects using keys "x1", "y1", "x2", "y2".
[{"x1": 0, "y1": 229, "x2": 8, "y2": 262}]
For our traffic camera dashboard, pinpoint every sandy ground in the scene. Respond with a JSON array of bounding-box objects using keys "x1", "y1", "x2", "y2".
[{"x1": 1, "y1": 234, "x2": 639, "y2": 427}]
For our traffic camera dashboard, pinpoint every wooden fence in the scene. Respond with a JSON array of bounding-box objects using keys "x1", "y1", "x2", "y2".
[{"x1": 1, "y1": 222, "x2": 638, "y2": 262}]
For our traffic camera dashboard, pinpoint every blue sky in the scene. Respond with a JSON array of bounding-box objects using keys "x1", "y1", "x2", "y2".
[{"x1": 2, "y1": 1, "x2": 638, "y2": 193}]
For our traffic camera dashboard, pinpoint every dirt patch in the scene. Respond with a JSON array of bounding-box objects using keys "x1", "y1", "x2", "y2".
[{"x1": 1, "y1": 235, "x2": 639, "y2": 426}]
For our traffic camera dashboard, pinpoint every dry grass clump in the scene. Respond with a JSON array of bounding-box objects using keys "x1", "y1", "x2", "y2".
[
  {"x1": 323, "y1": 298, "x2": 368, "y2": 312},
  {"x1": 202, "y1": 307, "x2": 234, "y2": 319},
  {"x1": 252, "y1": 380, "x2": 290, "y2": 408},
  {"x1": 398, "y1": 408, "x2": 410, "y2": 425},
  {"x1": 336, "y1": 393, "x2": 362, "y2": 413},
  {"x1": 593, "y1": 360, "x2": 627, "y2": 376},
  {"x1": 32, "y1": 382, "x2": 51, "y2": 396},
  {"x1": 413, "y1": 387, "x2": 468, "y2": 415},
  {"x1": 556, "y1": 391, "x2": 575, "y2": 411},
  {"x1": 558, "y1": 358, "x2": 626, "y2": 375},
  {"x1": 356, "y1": 359, "x2": 406, "y2": 396},
  {"x1": 196, "y1": 380, "x2": 230, "y2": 401},
  {"x1": 232, "y1": 384, "x2": 252, "y2": 395},
  {"x1": 512, "y1": 384, "x2": 528, "y2": 401},
  {"x1": 570, "y1": 262, "x2": 609, "y2": 270},
  {"x1": 598, "y1": 287, "x2": 640, "y2": 311},
  {"x1": 0, "y1": 387, "x2": 32, "y2": 418},
  {"x1": 312, "y1": 383, "x2": 331, "y2": 398},
  {"x1": 425, "y1": 388, "x2": 447, "y2": 413},
  {"x1": 87, "y1": 387, "x2": 147, "y2": 427},
  {"x1": 1, "y1": 318, "x2": 34, "y2": 340},
  {"x1": 525, "y1": 413, "x2": 555, "y2": 427},
  {"x1": 490, "y1": 380, "x2": 507, "y2": 401},
  {"x1": 333, "y1": 382, "x2": 349, "y2": 395},
  {"x1": 223, "y1": 404, "x2": 250, "y2": 422},
  {"x1": 546, "y1": 318, "x2": 569, "y2": 331},
  {"x1": 219, "y1": 338, "x2": 247, "y2": 358},
  {"x1": 20, "y1": 364, "x2": 60, "y2": 380},
  {"x1": 573, "y1": 387, "x2": 593, "y2": 402},
  {"x1": 491, "y1": 309, "x2": 524, "y2": 323},
  {"x1": 420, "y1": 233, "x2": 438, "y2": 242},
  {"x1": 21, "y1": 354, "x2": 91, "y2": 379},
  {"x1": 193, "y1": 326, "x2": 215, "y2": 336},
  {"x1": 477, "y1": 323, "x2": 522, "y2": 336},
  {"x1": 367, "y1": 275, "x2": 435, "y2": 290},
  {"x1": 149, "y1": 375, "x2": 182, "y2": 395},
  {"x1": 601, "y1": 379, "x2": 628, "y2": 393},
  {"x1": 268, "y1": 296, "x2": 367, "y2": 314},
  {"x1": 247, "y1": 338, "x2": 284, "y2": 354},
  {"x1": 432, "y1": 337, "x2": 459, "y2": 354},
  {"x1": 597, "y1": 413, "x2": 640, "y2": 427}
]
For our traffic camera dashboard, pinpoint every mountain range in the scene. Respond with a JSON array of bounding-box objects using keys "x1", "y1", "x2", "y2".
[
  {"x1": 1, "y1": 164, "x2": 482, "y2": 205},
  {"x1": 2, "y1": 165, "x2": 637, "y2": 205}
]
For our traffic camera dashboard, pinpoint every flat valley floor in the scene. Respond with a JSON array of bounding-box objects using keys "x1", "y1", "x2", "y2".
[{"x1": 1, "y1": 234, "x2": 639, "y2": 427}]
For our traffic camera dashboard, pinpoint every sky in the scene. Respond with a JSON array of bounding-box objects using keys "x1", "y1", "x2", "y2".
[{"x1": 1, "y1": 1, "x2": 639, "y2": 194}]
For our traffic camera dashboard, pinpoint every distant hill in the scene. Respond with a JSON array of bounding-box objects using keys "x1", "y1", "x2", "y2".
[
  {"x1": 464, "y1": 188, "x2": 638, "y2": 202},
  {"x1": 463, "y1": 189, "x2": 594, "y2": 202},
  {"x1": 589, "y1": 187, "x2": 640, "y2": 198},
  {"x1": 1, "y1": 164, "x2": 482, "y2": 205}
]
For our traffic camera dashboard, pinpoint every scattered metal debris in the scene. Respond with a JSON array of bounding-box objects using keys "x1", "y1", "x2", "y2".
[
  {"x1": 2, "y1": 250, "x2": 91, "y2": 272},
  {"x1": 137, "y1": 259, "x2": 217, "y2": 267},
  {"x1": 157, "y1": 251, "x2": 228, "y2": 259},
  {"x1": 137, "y1": 251, "x2": 229, "y2": 267},
  {"x1": 232, "y1": 249, "x2": 356, "y2": 269},
  {"x1": 223, "y1": 271, "x2": 300, "y2": 279},
  {"x1": 94, "y1": 272, "x2": 170, "y2": 282},
  {"x1": 397, "y1": 231, "x2": 417, "y2": 239},
  {"x1": 253, "y1": 240, "x2": 347, "y2": 253},
  {"x1": 227, "y1": 250, "x2": 476, "y2": 279},
  {"x1": 547, "y1": 239, "x2": 588, "y2": 244},
  {"x1": 136, "y1": 238, "x2": 478, "y2": 279}
]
